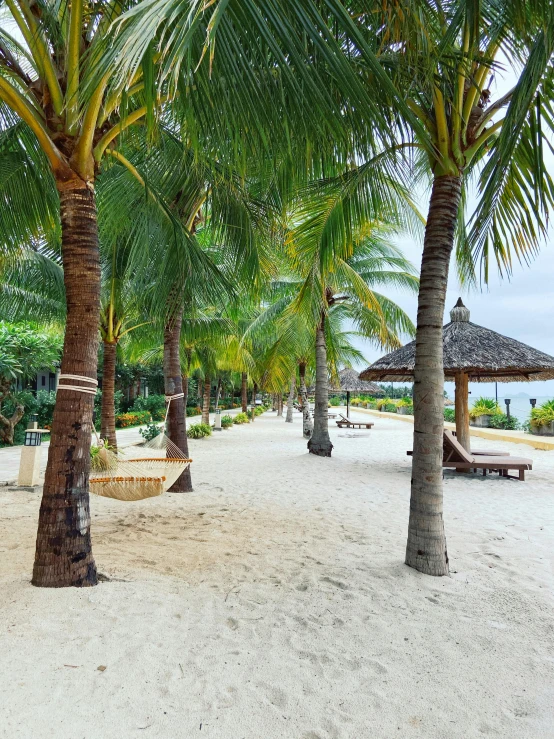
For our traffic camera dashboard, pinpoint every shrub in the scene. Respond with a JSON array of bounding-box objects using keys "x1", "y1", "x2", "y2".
[
  {"x1": 186, "y1": 406, "x2": 202, "y2": 417},
  {"x1": 384, "y1": 402, "x2": 398, "y2": 413},
  {"x1": 469, "y1": 397, "x2": 501, "y2": 419},
  {"x1": 488, "y1": 413, "x2": 520, "y2": 431},
  {"x1": 130, "y1": 394, "x2": 166, "y2": 416},
  {"x1": 233, "y1": 412, "x2": 250, "y2": 424},
  {"x1": 376, "y1": 398, "x2": 390, "y2": 410},
  {"x1": 187, "y1": 423, "x2": 212, "y2": 439},
  {"x1": 397, "y1": 396, "x2": 412, "y2": 408},
  {"x1": 329, "y1": 396, "x2": 341, "y2": 407},
  {"x1": 115, "y1": 411, "x2": 152, "y2": 428},
  {"x1": 444, "y1": 408, "x2": 456, "y2": 423},
  {"x1": 221, "y1": 415, "x2": 234, "y2": 429},
  {"x1": 530, "y1": 399, "x2": 554, "y2": 427},
  {"x1": 139, "y1": 422, "x2": 163, "y2": 441},
  {"x1": 367, "y1": 401, "x2": 378, "y2": 409},
  {"x1": 254, "y1": 406, "x2": 264, "y2": 416}
]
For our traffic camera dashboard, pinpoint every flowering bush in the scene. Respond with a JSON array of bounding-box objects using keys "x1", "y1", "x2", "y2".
[{"x1": 115, "y1": 411, "x2": 152, "y2": 428}]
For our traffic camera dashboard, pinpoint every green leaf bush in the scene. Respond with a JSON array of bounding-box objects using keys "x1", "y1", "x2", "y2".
[
  {"x1": 469, "y1": 398, "x2": 501, "y2": 419},
  {"x1": 221, "y1": 415, "x2": 234, "y2": 429},
  {"x1": 139, "y1": 422, "x2": 163, "y2": 442},
  {"x1": 115, "y1": 411, "x2": 152, "y2": 428},
  {"x1": 187, "y1": 423, "x2": 212, "y2": 439},
  {"x1": 444, "y1": 408, "x2": 455, "y2": 422},
  {"x1": 488, "y1": 413, "x2": 520, "y2": 431},
  {"x1": 530, "y1": 399, "x2": 554, "y2": 427},
  {"x1": 233, "y1": 412, "x2": 250, "y2": 424}
]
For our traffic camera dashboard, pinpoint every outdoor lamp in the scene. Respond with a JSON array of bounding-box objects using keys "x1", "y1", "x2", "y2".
[
  {"x1": 530, "y1": 399, "x2": 537, "y2": 408},
  {"x1": 214, "y1": 408, "x2": 222, "y2": 431},
  {"x1": 24, "y1": 429, "x2": 42, "y2": 447},
  {"x1": 505, "y1": 398, "x2": 511, "y2": 420}
]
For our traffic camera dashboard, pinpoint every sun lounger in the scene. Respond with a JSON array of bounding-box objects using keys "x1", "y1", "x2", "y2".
[
  {"x1": 408, "y1": 430, "x2": 531, "y2": 481},
  {"x1": 336, "y1": 413, "x2": 374, "y2": 430},
  {"x1": 407, "y1": 430, "x2": 509, "y2": 458}
]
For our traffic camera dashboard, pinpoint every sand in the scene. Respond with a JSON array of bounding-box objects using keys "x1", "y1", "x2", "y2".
[{"x1": 1, "y1": 410, "x2": 553, "y2": 739}]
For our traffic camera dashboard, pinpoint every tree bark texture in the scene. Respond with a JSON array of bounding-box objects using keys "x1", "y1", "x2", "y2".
[
  {"x1": 277, "y1": 394, "x2": 283, "y2": 417},
  {"x1": 241, "y1": 372, "x2": 248, "y2": 413},
  {"x1": 286, "y1": 374, "x2": 296, "y2": 423},
  {"x1": 100, "y1": 341, "x2": 117, "y2": 449},
  {"x1": 202, "y1": 376, "x2": 211, "y2": 425},
  {"x1": 307, "y1": 314, "x2": 333, "y2": 457},
  {"x1": 299, "y1": 362, "x2": 313, "y2": 439},
  {"x1": 454, "y1": 372, "x2": 470, "y2": 452},
  {"x1": 164, "y1": 306, "x2": 192, "y2": 492},
  {"x1": 33, "y1": 179, "x2": 100, "y2": 587},
  {"x1": 251, "y1": 382, "x2": 257, "y2": 421},
  {"x1": 215, "y1": 377, "x2": 222, "y2": 409},
  {"x1": 406, "y1": 174, "x2": 462, "y2": 576},
  {"x1": 0, "y1": 382, "x2": 24, "y2": 444}
]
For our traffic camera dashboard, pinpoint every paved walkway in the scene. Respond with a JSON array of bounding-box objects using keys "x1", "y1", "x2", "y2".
[
  {"x1": 352, "y1": 406, "x2": 554, "y2": 451},
  {"x1": 0, "y1": 408, "x2": 247, "y2": 484}
]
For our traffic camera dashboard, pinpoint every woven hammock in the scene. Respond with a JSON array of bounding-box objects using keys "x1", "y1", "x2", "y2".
[
  {"x1": 90, "y1": 475, "x2": 166, "y2": 501},
  {"x1": 125, "y1": 432, "x2": 192, "y2": 491},
  {"x1": 89, "y1": 393, "x2": 192, "y2": 500}
]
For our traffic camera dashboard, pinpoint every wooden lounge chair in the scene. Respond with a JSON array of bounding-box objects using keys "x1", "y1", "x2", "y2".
[
  {"x1": 336, "y1": 413, "x2": 374, "y2": 430},
  {"x1": 407, "y1": 430, "x2": 510, "y2": 459},
  {"x1": 441, "y1": 431, "x2": 531, "y2": 480}
]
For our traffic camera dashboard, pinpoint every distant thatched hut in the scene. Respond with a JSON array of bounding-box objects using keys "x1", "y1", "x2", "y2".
[
  {"x1": 360, "y1": 299, "x2": 554, "y2": 449},
  {"x1": 332, "y1": 368, "x2": 384, "y2": 418}
]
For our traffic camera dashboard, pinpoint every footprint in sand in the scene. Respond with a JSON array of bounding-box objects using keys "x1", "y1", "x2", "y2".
[
  {"x1": 226, "y1": 618, "x2": 239, "y2": 630},
  {"x1": 320, "y1": 576, "x2": 349, "y2": 590}
]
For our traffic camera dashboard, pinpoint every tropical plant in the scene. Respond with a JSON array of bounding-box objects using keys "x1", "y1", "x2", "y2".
[
  {"x1": 0, "y1": 323, "x2": 61, "y2": 443},
  {"x1": 488, "y1": 413, "x2": 520, "y2": 431},
  {"x1": 220, "y1": 415, "x2": 234, "y2": 429},
  {"x1": 187, "y1": 422, "x2": 212, "y2": 439},
  {"x1": 139, "y1": 422, "x2": 163, "y2": 442},
  {"x1": 233, "y1": 412, "x2": 250, "y2": 425},
  {"x1": 444, "y1": 409, "x2": 456, "y2": 423},
  {"x1": 530, "y1": 399, "x2": 554, "y2": 427},
  {"x1": 397, "y1": 397, "x2": 413, "y2": 408},
  {"x1": 469, "y1": 398, "x2": 502, "y2": 419}
]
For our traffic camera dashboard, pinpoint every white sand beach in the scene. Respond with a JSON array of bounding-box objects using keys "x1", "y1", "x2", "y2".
[{"x1": 1, "y1": 410, "x2": 553, "y2": 739}]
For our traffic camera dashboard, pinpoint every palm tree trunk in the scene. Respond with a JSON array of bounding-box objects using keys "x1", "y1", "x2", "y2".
[
  {"x1": 100, "y1": 342, "x2": 117, "y2": 449},
  {"x1": 241, "y1": 372, "x2": 248, "y2": 413},
  {"x1": 215, "y1": 377, "x2": 222, "y2": 409},
  {"x1": 308, "y1": 312, "x2": 333, "y2": 457},
  {"x1": 286, "y1": 373, "x2": 296, "y2": 423},
  {"x1": 299, "y1": 361, "x2": 313, "y2": 438},
  {"x1": 33, "y1": 179, "x2": 100, "y2": 588},
  {"x1": 164, "y1": 306, "x2": 192, "y2": 493},
  {"x1": 406, "y1": 174, "x2": 462, "y2": 576},
  {"x1": 251, "y1": 382, "x2": 258, "y2": 421},
  {"x1": 202, "y1": 376, "x2": 211, "y2": 424},
  {"x1": 277, "y1": 394, "x2": 283, "y2": 417}
]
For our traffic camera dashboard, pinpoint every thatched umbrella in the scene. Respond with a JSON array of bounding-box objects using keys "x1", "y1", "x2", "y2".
[
  {"x1": 360, "y1": 298, "x2": 554, "y2": 450},
  {"x1": 332, "y1": 368, "x2": 384, "y2": 418}
]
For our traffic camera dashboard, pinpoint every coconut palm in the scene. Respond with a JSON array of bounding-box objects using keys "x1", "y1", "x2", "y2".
[
  {"x1": 2, "y1": 0, "x2": 402, "y2": 587},
  {"x1": 343, "y1": 0, "x2": 554, "y2": 575}
]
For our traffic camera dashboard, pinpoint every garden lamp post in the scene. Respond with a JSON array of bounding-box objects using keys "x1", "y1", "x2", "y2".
[{"x1": 505, "y1": 399, "x2": 511, "y2": 421}]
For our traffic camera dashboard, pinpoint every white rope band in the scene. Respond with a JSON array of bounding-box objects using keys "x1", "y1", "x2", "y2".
[
  {"x1": 57, "y1": 385, "x2": 98, "y2": 395},
  {"x1": 59, "y1": 374, "x2": 98, "y2": 386},
  {"x1": 165, "y1": 393, "x2": 185, "y2": 401},
  {"x1": 57, "y1": 374, "x2": 98, "y2": 395}
]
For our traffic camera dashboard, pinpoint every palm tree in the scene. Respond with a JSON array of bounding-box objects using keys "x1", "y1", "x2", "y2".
[
  {"x1": 285, "y1": 203, "x2": 418, "y2": 456},
  {"x1": 348, "y1": 0, "x2": 554, "y2": 575},
  {"x1": 2, "y1": 0, "x2": 400, "y2": 587}
]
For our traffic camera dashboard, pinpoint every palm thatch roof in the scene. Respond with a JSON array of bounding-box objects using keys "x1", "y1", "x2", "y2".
[
  {"x1": 360, "y1": 299, "x2": 554, "y2": 383},
  {"x1": 332, "y1": 368, "x2": 384, "y2": 394}
]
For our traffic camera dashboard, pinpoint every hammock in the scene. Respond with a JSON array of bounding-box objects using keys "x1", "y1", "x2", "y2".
[
  {"x1": 89, "y1": 392, "x2": 192, "y2": 500},
  {"x1": 124, "y1": 431, "x2": 192, "y2": 492}
]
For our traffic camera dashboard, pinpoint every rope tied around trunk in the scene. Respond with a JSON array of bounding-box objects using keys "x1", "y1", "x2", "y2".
[{"x1": 57, "y1": 374, "x2": 98, "y2": 395}]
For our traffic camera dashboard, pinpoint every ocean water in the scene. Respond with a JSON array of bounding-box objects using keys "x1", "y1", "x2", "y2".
[{"x1": 460, "y1": 395, "x2": 552, "y2": 423}]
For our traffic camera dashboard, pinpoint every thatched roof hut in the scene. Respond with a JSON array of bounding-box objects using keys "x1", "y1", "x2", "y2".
[
  {"x1": 360, "y1": 298, "x2": 554, "y2": 383},
  {"x1": 360, "y1": 298, "x2": 554, "y2": 449},
  {"x1": 331, "y1": 368, "x2": 384, "y2": 418},
  {"x1": 333, "y1": 368, "x2": 384, "y2": 394}
]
